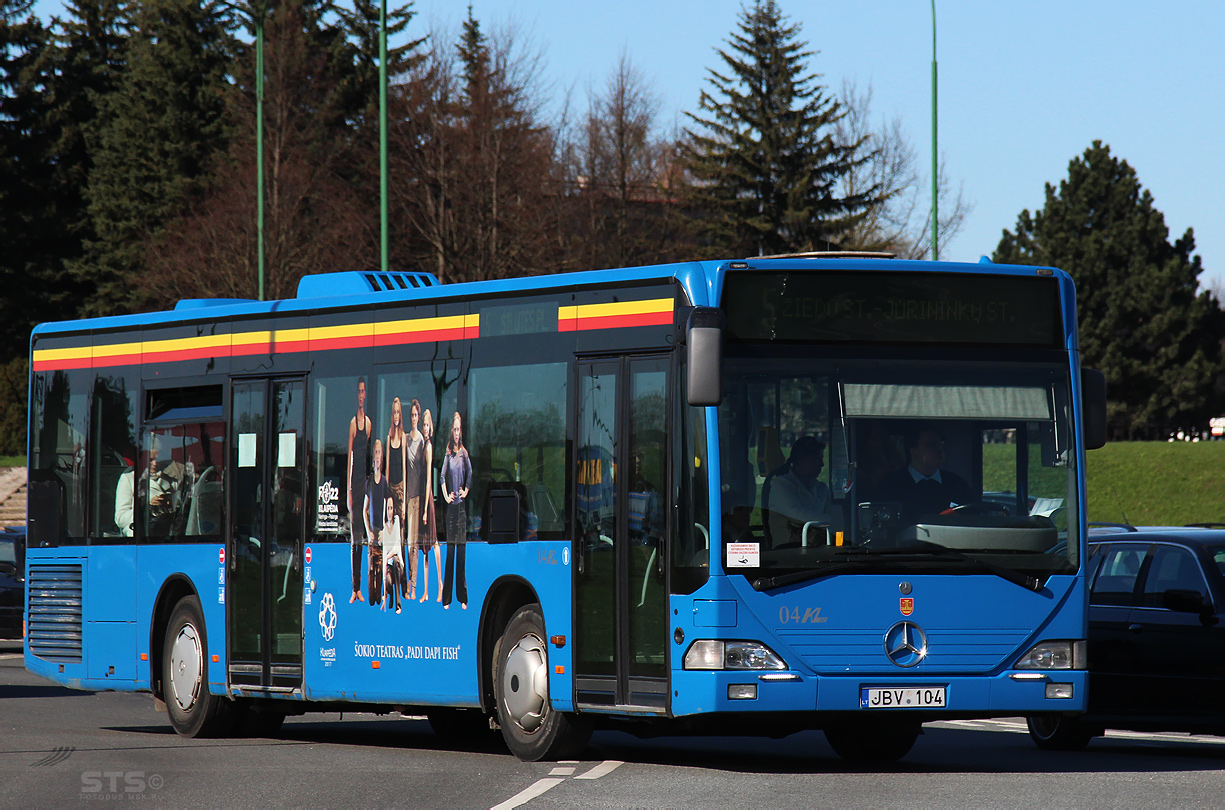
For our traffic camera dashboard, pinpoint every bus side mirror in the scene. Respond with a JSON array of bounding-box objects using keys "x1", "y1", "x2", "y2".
[
  {"x1": 1081, "y1": 368, "x2": 1107, "y2": 450},
  {"x1": 686, "y1": 307, "x2": 724, "y2": 407}
]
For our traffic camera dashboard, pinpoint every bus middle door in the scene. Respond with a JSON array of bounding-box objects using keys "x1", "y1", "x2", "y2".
[
  {"x1": 228, "y1": 378, "x2": 306, "y2": 693},
  {"x1": 573, "y1": 356, "x2": 669, "y2": 711}
]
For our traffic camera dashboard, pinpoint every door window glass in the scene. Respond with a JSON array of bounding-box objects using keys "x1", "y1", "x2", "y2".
[
  {"x1": 628, "y1": 362, "x2": 667, "y2": 678},
  {"x1": 1140, "y1": 546, "x2": 1208, "y2": 607},
  {"x1": 1090, "y1": 544, "x2": 1147, "y2": 607},
  {"x1": 575, "y1": 362, "x2": 617, "y2": 677}
]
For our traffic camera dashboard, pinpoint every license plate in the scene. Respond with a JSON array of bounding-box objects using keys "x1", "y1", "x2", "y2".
[{"x1": 860, "y1": 686, "x2": 946, "y2": 709}]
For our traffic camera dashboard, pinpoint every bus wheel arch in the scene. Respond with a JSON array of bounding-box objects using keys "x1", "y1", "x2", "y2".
[
  {"x1": 161, "y1": 593, "x2": 239, "y2": 737},
  {"x1": 493, "y1": 603, "x2": 591, "y2": 761},
  {"x1": 149, "y1": 574, "x2": 199, "y2": 704},
  {"x1": 477, "y1": 576, "x2": 540, "y2": 715}
]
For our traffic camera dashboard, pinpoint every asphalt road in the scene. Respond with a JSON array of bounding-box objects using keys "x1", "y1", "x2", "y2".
[{"x1": 4, "y1": 639, "x2": 1225, "y2": 807}]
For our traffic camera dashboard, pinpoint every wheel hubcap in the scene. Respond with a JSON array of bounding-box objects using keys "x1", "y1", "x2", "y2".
[
  {"x1": 169, "y1": 622, "x2": 203, "y2": 712},
  {"x1": 503, "y1": 633, "x2": 548, "y2": 733}
]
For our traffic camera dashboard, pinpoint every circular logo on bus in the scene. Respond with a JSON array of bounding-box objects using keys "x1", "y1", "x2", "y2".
[
  {"x1": 883, "y1": 621, "x2": 927, "y2": 668},
  {"x1": 305, "y1": 546, "x2": 312, "y2": 564}
]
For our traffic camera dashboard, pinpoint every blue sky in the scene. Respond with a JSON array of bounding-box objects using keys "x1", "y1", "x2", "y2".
[{"x1": 32, "y1": 0, "x2": 1225, "y2": 290}]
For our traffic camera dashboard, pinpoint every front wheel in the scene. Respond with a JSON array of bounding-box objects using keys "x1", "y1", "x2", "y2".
[
  {"x1": 824, "y1": 720, "x2": 921, "y2": 763},
  {"x1": 494, "y1": 604, "x2": 591, "y2": 761},
  {"x1": 163, "y1": 595, "x2": 238, "y2": 738},
  {"x1": 1026, "y1": 715, "x2": 1093, "y2": 751}
]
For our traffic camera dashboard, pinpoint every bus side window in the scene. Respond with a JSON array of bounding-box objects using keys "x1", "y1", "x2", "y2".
[{"x1": 29, "y1": 369, "x2": 90, "y2": 546}]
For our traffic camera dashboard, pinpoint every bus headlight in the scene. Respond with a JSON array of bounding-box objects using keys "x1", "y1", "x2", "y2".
[
  {"x1": 683, "y1": 640, "x2": 787, "y2": 671},
  {"x1": 1014, "y1": 640, "x2": 1085, "y2": 670}
]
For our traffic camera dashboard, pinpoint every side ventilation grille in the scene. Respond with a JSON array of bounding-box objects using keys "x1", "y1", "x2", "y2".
[{"x1": 27, "y1": 563, "x2": 84, "y2": 663}]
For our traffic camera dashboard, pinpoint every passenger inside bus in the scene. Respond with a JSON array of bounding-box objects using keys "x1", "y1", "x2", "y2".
[{"x1": 761, "y1": 436, "x2": 834, "y2": 548}]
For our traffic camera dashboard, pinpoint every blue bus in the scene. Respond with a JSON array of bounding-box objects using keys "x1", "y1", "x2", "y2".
[{"x1": 24, "y1": 254, "x2": 1106, "y2": 762}]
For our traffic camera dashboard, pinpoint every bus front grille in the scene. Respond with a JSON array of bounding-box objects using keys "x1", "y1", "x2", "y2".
[{"x1": 27, "y1": 563, "x2": 84, "y2": 663}]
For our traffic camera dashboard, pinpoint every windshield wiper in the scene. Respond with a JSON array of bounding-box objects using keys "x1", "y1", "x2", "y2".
[
  {"x1": 752, "y1": 562, "x2": 866, "y2": 591},
  {"x1": 750, "y1": 542, "x2": 1047, "y2": 593},
  {"x1": 896, "y1": 540, "x2": 1046, "y2": 592}
]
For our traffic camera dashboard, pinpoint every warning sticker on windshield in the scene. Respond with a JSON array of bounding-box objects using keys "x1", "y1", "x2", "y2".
[{"x1": 727, "y1": 543, "x2": 759, "y2": 568}]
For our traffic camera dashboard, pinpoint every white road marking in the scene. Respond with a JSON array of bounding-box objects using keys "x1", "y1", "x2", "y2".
[
  {"x1": 490, "y1": 760, "x2": 625, "y2": 808},
  {"x1": 937, "y1": 718, "x2": 1225, "y2": 745},
  {"x1": 490, "y1": 777, "x2": 565, "y2": 810},
  {"x1": 575, "y1": 760, "x2": 625, "y2": 780}
]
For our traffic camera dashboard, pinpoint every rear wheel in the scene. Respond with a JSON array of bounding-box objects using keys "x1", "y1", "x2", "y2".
[
  {"x1": 824, "y1": 720, "x2": 921, "y2": 763},
  {"x1": 1026, "y1": 715, "x2": 1093, "y2": 751},
  {"x1": 163, "y1": 595, "x2": 238, "y2": 738},
  {"x1": 494, "y1": 605, "x2": 590, "y2": 761}
]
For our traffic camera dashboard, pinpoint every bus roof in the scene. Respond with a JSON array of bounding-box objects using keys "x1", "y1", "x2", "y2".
[{"x1": 31, "y1": 255, "x2": 1069, "y2": 339}]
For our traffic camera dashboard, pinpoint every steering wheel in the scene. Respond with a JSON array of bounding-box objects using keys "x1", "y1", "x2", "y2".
[{"x1": 940, "y1": 501, "x2": 1010, "y2": 516}]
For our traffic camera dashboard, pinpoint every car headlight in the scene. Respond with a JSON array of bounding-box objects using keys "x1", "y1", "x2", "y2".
[
  {"x1": 1014, "y1": 640, "x2": 1085, "y2": 670},
  {"x1": 683, "y1": 640, "x2": 787, "y2": 670}
]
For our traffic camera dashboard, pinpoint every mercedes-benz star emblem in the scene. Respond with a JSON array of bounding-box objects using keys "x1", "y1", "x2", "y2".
[{"x1": 883, "y1": 621, "x2": 927, "y2": 668}]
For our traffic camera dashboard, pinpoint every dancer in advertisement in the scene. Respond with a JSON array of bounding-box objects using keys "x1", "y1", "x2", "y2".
[
  {"x1": 406, "y1": 399, "x2": 425, "y2": 601},
  {"x1": 365, "y1": 439, "x2": 387, "y2": 607},
  {"x1": 347, "y1": 378, "x2": 371, "y2": 604},
  {"x1": 441, "y1": 411, "x2": 471, "y2": 609},
  {"x1": 386, "y1": 397, "x2": 408, "y2": 603},
  {"x1": 419, "y1": 408, "x2": 443, "y2": 602}
]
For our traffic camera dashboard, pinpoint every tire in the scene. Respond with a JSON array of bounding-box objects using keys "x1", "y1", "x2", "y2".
[
  {"x1": 1026, "y1": 715, "x2": 1093, "y2": 751},
  {"x1": 163, "y1": 595, "x2": 239, "y2": 738},
  {"x1": 824, "y1": 720, "x2": 921, "y2": 763},
  {"x1": 494, "y1": 604, "x2": 591, "y2": 761}
]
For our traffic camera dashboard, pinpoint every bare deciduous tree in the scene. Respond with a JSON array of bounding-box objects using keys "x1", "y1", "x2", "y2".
[{"x1": 836, "y1": 80, "x2": 972, "y2": 259}]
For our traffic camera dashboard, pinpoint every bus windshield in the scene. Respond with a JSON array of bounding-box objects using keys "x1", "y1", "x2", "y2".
[{"x1": 719, "y1": 357, "x2": 1079, "y2": 587}]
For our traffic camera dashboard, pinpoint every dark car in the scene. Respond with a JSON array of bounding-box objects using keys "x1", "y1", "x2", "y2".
[
  {"x1": 0, "y1": 527, "x2": 25, "y2": 639},
  {"x1": 1027, "y1": 527, "x2": 1225, "y2": 749}
]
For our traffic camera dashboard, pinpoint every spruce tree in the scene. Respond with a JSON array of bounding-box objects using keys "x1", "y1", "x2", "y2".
[
  {"x1": 681, "y1": 0, "x2": 877, "y2": 256},
  {"x1": 0, "y1": 0, "x2": 53, "y2": 344},
  {"x1": 994, "y1": 141, "x2": 1223, "y2": 438},
  {"x1": 74, "y1": 0, "x2": 234, "y2": 316}
]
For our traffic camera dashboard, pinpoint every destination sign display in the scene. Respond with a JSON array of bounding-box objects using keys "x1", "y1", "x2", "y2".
[{"x1": 722, "y1": 271, "x2": 1063, "y2": 348}]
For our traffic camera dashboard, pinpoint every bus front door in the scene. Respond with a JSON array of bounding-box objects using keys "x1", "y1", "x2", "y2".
[
  {"x1": 228, "y1": 378, "x2": 306, "y2": 692},
  {"x1": 574, "y1": 356, "x2": 669, "y2": 711}
]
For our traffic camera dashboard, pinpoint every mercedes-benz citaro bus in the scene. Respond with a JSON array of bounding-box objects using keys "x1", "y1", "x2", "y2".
[{"x1": 24, "y1": 253, "x2": 1106, "y2": 762}]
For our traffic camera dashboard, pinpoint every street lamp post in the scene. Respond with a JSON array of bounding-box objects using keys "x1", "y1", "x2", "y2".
[
  {"x1": 255, "y1": 5, "x2": 265, "y2": 299},
  {"x1": 223, "y1": 1, "x2": 267, "y2": 301},
  {"x1": 930, "y1": 0, "x2": 939, "y2": 262},
  {"x1": 379, "y1": 0, "x2": 389, "y2": 274}
]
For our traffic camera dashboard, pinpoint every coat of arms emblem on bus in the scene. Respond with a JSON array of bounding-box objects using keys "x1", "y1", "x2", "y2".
[{"x1": 318, "y1": 593, "x2": 337, "y2": 641}]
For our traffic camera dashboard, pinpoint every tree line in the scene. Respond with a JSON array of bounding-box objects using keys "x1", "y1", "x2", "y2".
[{"x1": 0, "y1": 0, "x2": 1217, "y2": 453}]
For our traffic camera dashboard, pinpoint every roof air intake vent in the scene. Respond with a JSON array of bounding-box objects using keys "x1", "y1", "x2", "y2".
[{"x1": 296, "y1": 270, "x2": 441, "y2": 299}]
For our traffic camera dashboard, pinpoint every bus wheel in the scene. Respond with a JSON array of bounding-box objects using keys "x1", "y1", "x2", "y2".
[
  {"x1": 494, "y1": 605, "x2": 591, "y2": 761},
  {"x1": 163, "y1": 595, "x2": 238, "y2": 738},
  {"x1": 1026, "y1": 715, "x2": 1093, "y2": 751},
  {"x1": 824, "y1": 720, "x2": 921, "y2": 763}
]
